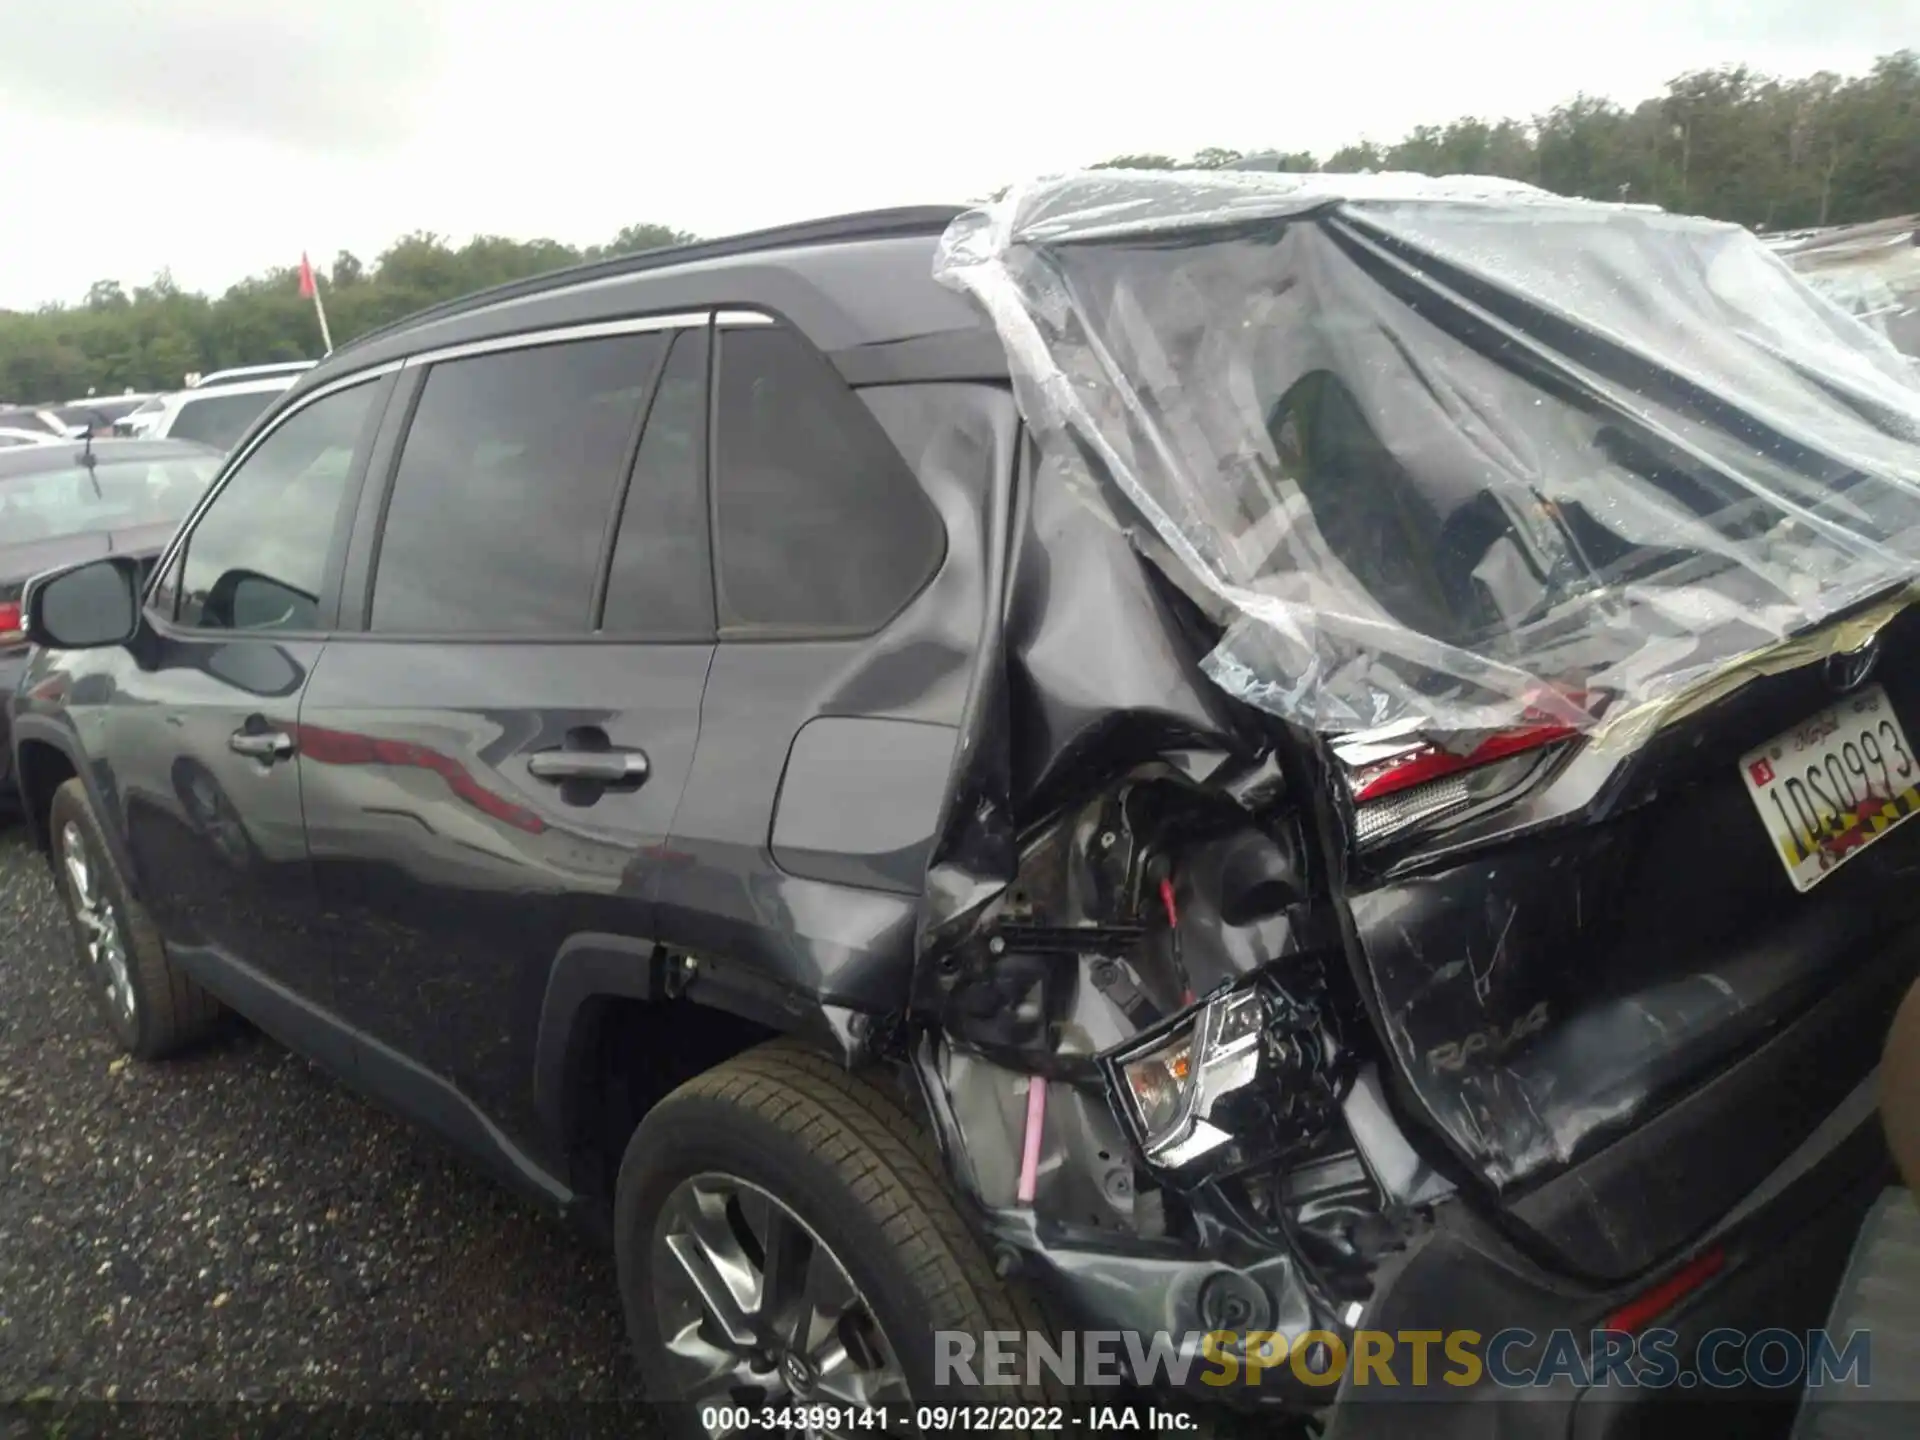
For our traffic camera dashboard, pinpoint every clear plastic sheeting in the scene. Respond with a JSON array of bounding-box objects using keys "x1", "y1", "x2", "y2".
[{"x1": 935, "y1": 170, "x2": 1920, "y2": 738}]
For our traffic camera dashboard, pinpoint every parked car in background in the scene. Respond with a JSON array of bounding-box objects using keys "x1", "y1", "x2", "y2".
[
  {"x1": 50, "y1": 396, "x2": 156, "y2": 436},
  {"x1": 189, "y1": 361, "x2": 317, "y2": 389},
  {"x1": 0, "y1": 427, "x2": 64, "y2": 448},
  {"x1": 9, "y1": 182, "x2": 1919, "y2": 1434},
  {"x1": 115, "y1": 375, "x2": 299, "y2": 451},
  {"x1": 0, "y1": 438, "x2": 222, "y2": 809},
  {"x1": 1770, "y1": 214, "x2": 1920, "y2": 359},
  {"x1": 0, "y1": 406, "x2": 71, "y2": 440},
  {"x1": 117, "y1": 371, "x2": 312, "y2": 439}
]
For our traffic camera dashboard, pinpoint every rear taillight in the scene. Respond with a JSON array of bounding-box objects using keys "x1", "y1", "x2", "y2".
[
  {"x1": 1336, "y1": 714, "x2": 1579, "y2": 849},
  {"x1": 0, "y1": 599, "x2": 23, "y2": 645}
]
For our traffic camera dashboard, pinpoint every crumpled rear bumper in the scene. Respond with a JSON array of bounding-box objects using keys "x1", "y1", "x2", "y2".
[{"x1": 929, "y1": 1028, "x2": 1890, "y2": 1431}]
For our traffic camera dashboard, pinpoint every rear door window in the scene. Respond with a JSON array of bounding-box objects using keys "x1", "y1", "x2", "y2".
[
  {"x1": 600, "y1": 327, "x2": 712, "y2": 638},
  {"x1": 711, "y1": 325, "x2": 944, "y2": 636},
  {"x1": 369, "y1": 332, "x2": 666, "y2": 636}
]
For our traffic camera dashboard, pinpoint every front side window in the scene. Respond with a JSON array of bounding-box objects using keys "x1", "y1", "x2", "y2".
[
  {"x1": 174, "y1": 381, "x2": 377, "y2": 632},
  {"x1": 712, "y1": 325, "x2": 944, "y2": 635},
  {"x1": 370, "y1": 332, "x2": 665, "y2": 635}
]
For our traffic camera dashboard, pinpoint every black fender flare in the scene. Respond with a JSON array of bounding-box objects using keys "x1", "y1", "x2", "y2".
[
  {"x1": 531, "y1": 935, "x2": 885, "y2": 1163},
  {"x1": 531, "y1": 932, "x2": 666, "y2": 1159},
  {"x1": 7, "y1": 714, "x2": 140, "y2": 885}
]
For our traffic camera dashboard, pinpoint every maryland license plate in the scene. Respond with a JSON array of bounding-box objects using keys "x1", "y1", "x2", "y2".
[{"x1": 1741, "y1": 684, "x2": 1920, "y2": 892}]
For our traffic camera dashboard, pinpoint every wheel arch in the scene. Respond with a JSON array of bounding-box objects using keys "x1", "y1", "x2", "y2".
[
  {"x1": 537, "y1": 935, "x2": 890, "y2": 1206},
  {"x1": 9, "y1": 719, "x2": 133, "y2": 884}
]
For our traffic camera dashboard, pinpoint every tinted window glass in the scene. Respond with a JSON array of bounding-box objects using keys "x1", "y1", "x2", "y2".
[
  {"x1": 0, "y1": 455, "x2": 219, "y2": 544},
  {"x1": 177, "y1": 382, "x2": 376, "y2": 631},
  {"x1": 601, "y1": 328, "x2": 711, "y2": 637},
  {"x1": 168, "y1": 389, "x2": 282, "y2": 450},
  {"x1": 371, "y1": 333, "x2": 664, "y2": 635},
  {"x1": 713, "y1": 326, "x2": 942, "y2": 634}
]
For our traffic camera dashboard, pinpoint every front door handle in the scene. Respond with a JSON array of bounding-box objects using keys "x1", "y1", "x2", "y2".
[
  {"x1": 527, "y1": 749, "x2": 650, "y2": 785},
  {"x1": 229, "y1": 728, "x2": 294, "y2": 761}
]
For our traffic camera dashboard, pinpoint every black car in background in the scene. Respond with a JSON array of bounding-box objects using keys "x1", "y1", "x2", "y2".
[
  {"x1": 6, "y1": 187, "x2": 1916, "y2": 1437},
  {"x1": 0, "y1": 439, "x2": 222, "y2": 805}
]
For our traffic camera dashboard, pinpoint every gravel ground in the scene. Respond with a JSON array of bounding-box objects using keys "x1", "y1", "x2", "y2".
[{"x1": 0, "y1": 821, "x2": 643, "y2": 1413}]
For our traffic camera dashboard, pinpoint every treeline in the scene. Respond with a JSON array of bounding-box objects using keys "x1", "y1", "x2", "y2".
[
  {"x1": 6, "y1": 52, "x2": 1917, "y2": 403},
  {"x1": 0, "y1": 223, "x2": 694, "y2": 403},
  {"x1": 1096, "y1": 51, "x2": 1919, "y2": 231}
]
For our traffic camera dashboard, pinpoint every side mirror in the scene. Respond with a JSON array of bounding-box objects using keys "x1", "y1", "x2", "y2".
[{"x1": 24, "y1": 555, "x2": 142, "y2": 650}]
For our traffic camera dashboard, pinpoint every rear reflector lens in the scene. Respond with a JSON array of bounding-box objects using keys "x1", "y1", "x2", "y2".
[{"x1": 1602, "y1": 1247, "x2": 1726, "y2": 1334}]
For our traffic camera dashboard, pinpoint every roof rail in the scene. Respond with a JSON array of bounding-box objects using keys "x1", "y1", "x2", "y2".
[{"x1": 333, "y1": 205, "x2": 970, "y2": 358}]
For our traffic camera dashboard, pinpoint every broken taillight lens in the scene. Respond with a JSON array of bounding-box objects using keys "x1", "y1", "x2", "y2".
[{"x1": 1339, "y1": 710, "x2": 1584, "y2": 850}]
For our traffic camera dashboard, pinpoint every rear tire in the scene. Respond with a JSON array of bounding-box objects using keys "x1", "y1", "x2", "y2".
[
  {"x1": 614, "y1": 1040, "x2": 1060, "y2": 1433},
  {"x1": 47, "y1": 778, "x2": 221, "y2": 1059}
]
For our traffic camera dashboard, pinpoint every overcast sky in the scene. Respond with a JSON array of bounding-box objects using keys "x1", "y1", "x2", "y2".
[{"x1": 0, "y1": 0, "x2": 1912, "y2": 310}]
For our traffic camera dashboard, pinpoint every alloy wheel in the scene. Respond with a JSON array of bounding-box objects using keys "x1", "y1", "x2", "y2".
[
  {"x1": 651, "y1": 1172, "x2": 911, "y2": 1433},
  {"x1": 60, "y1": 820, "x2": 136, "y2": 1026}
]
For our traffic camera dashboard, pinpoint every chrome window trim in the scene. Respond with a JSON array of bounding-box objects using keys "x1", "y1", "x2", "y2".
[
  {"x1": 402, "y1": 310, "x2": 711, "y2": 369},
  {"x1": 715, "y1": 309, "x2": 774, "y2": 327}
]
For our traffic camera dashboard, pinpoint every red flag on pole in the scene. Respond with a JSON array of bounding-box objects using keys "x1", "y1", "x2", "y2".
[{"x1": 297, "y1": 250, "x2": 333, "y2": 353}]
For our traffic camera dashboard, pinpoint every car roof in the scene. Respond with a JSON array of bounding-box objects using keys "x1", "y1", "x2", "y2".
[
  {"x1": 163, "y1": 375, "x2": 301, "y2": 405},
  {"x1": 298, "y1": 206, "x2": 1008, "y2": 396},
  {"x1": 0, "y1": 436, "x2": 219, "y2": 479}
]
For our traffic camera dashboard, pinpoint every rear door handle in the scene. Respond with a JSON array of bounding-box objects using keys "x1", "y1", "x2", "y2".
[
  {"x1": 527, "y1": 750, "x2": 650, "y2": 785},
  {"x1": 229, "y1": 728, "x2": 294, "y2": 761}
]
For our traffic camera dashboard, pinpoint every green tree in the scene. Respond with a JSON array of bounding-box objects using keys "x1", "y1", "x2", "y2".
[{"x1": 1085, "y1": 49, "x2": 1919, "y2": 224}]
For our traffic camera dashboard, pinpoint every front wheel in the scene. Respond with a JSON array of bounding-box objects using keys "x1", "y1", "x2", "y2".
[
  {"x1": 614, "y1": 1041, "x2": 1059, "y2": 1433},
  {"x1": 47, "y1": 778, "x2": 221, "y2": 1059}
]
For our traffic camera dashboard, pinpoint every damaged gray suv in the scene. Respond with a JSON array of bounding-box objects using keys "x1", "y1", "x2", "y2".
[{"x1": 10, "y1": 172, "x2": 1919, "y2": 1436}]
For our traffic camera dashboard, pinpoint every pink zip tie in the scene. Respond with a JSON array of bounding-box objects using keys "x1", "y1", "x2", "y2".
[{"x1": 1016, "y1": 1075, "x2": 1048, "y2": 1205}]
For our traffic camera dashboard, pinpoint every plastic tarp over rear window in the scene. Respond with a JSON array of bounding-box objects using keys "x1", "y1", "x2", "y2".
[{"x1": 934, "y1": 171, "x2": 1920, "y2": 739}]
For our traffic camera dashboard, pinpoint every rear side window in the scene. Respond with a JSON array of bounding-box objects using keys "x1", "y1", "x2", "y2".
[
  {"x1": 168, "y1": 389, "x2": 281, "y2": 450},
  {"x1": 174, "y1": 381, "x2": 378, "y2": 631},
  {"x1": 712, "y1": 326, "x2": 943, "y2": 635},
  {"x1": 370, "y1": 333, "x2": 666, "y2": 635},
  {"x1": 601, "y1": 327, "x2": 712, "y2": 637}
]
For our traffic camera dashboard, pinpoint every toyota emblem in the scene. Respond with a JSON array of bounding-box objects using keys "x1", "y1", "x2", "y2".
[{"x1": 1825, "y1": 637, "x2": 1881, "y2": 695}]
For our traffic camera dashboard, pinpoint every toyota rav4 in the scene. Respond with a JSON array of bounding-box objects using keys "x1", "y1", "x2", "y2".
[{"x1": 9, "y1": 173, "x2": 1918, "y2": 1437}]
